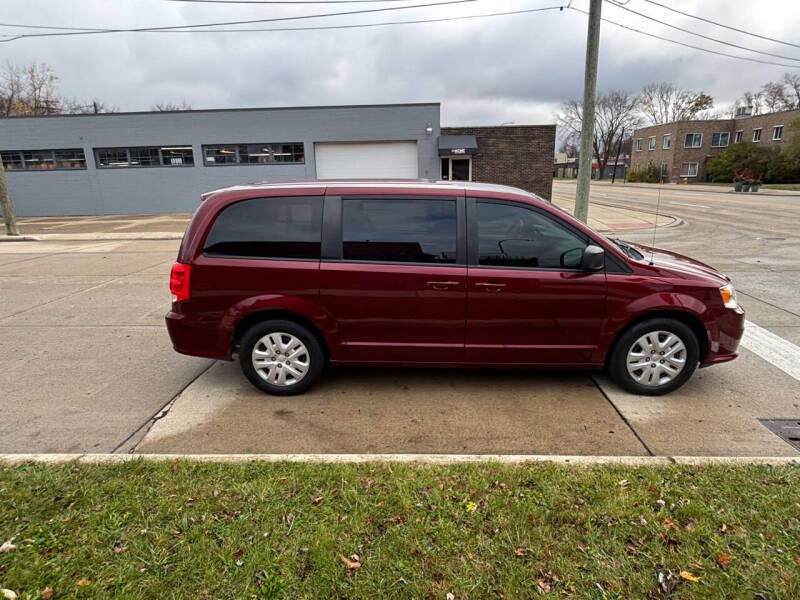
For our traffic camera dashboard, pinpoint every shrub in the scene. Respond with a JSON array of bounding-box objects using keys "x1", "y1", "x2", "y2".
[
  {"x1": 706, "y1": 142, "x2": 772, "y2": 183},
  {"x1": 626, "y1": 165, "x2": 661, "y2": 183}
]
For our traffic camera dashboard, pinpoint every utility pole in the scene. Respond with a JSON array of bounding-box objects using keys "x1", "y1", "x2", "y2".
[
  {"x1": 0, "y1": 158, "x2": 20, "y2": 236},
  {"x1": 574, "y1": 0, "x2": 602, "y2": 223}
]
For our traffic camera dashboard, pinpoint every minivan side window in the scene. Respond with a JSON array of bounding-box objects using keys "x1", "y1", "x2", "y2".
[
  {"x1": 203, "y1": 196, "x2": 323, "y2": 259},
  {"x1": 476, "y1": 201, "x2": 587, "y2": 269},
  {"x1": 342, "y1": 197, "x2": 457, "y2": 264}
]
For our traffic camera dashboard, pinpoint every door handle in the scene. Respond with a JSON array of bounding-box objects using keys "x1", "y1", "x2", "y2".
[
  {"x1": 426, "y1": 280, "x2": 459, "y2": 291},
  {"x1": 475, "y1": 282, "x2": 506, "y2": 292}
]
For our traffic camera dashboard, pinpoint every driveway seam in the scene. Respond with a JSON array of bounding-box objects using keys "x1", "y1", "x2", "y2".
[
  {"x1": 590, "y1": 374, "x2": 655, "y2": 457},
  {"x1": 113, "y1": 360, "x2": 216, "y2": 454}
]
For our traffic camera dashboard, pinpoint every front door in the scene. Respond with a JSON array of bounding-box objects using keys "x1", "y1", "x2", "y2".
[
  {"x1": 320, "y1": 194, "x2": 467, "y2": 363},
  {"x1": 465, "y1": 199, "x2": 607, "y2": 365},
  {"x1": 441, "y1": 156, "x2": 472, "y2": 181}
]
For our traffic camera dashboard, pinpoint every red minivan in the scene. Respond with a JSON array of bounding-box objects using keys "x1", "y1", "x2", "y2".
[{"x1": 167, "y1": 180, "x2": 744, "y2": 396}]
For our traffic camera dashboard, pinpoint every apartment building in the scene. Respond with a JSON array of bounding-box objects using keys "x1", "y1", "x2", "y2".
[{"x1": 630, "y1": 107, "x2": 800, "y2": 182}]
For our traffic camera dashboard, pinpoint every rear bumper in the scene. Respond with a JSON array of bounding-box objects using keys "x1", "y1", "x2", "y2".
[
  {"x1": 166, "y1": 310, "x2": 232, "y2": 360},
  {"x1": 700, "y1": 307, "x2": 745, "y2": 367}
]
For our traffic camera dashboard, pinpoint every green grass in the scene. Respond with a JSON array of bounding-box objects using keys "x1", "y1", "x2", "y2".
[
  {"x1": 1, "y1": 460, "x2": 799, "y2": 599},
  {"x1": 762, "y1": 183, "x2": 800, "y2": 191}
]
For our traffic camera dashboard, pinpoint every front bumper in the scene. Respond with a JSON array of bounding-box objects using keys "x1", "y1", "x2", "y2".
[{"x1": 700, "y1": 306, "x2": 745, "y2": 367}]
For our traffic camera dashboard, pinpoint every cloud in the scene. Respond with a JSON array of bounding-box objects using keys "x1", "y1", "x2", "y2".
[{"x1": 2, "y1": 0, "x2": 798, "y2": 124}]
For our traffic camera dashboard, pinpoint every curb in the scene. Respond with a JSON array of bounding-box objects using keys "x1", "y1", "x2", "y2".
[
  {"x1": 1, "y1": 233, "x2": 183, "y2": 242},
  {"x1": 1, "y1": 453, "x2": 797, "y2": 466},
  {"x1": 573, "y1": 181, "x2": 800, "y2": 197}
]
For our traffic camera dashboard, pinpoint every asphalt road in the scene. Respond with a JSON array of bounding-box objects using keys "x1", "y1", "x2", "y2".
[{"x1": 2, "y1": 183, "x2": 799, "y2": 456}]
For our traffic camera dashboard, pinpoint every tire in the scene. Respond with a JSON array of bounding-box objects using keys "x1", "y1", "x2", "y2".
[
  {"x1": 239, "y1": 319, "x2": 325, "y2": 396},
  {"x1": 608, "y1": 318, "x2": 699, "y2": 396}
]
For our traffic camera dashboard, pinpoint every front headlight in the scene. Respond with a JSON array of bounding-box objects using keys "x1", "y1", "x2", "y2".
[{"x1": 719, "y1": 283, "x2": 738, "y2": 309}]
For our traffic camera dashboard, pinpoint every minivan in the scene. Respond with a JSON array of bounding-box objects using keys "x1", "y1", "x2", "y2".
[{"x1": 167, "y1": 180, "x2": 744, "y2": 396}]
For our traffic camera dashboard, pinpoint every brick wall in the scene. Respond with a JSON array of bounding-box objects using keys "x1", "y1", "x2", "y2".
[
  {"x1": 441, "y1": 125, "x2": 555, "y2": 200},
  {"x1": 630, "y1": 109, "x2": 800, "y2": 182}
]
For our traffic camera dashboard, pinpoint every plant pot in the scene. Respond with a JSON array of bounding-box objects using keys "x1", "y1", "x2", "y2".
[
  {"x1": 734, "y1": 181, "x2": 743, "y2": 192},
  {"x1": 741, "y1": 183, "x2": 751, "y2": 192},
  {"x1": 751, "y1": 183, "x2": 760, "y2": 192}
]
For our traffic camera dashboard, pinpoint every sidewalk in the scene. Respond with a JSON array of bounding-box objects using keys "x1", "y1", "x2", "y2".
[{"x1": 2, "y1": 201, "x2": 673, "y2": 241}]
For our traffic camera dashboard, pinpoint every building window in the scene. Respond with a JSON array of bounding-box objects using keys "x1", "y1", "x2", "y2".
[
  {"x1": 203, "y1": 196, "x2": 323, "y2": 259},
  {"x1": 680, "y1": 162, "x2": 699, "y2": 177},
  {"x1": 734, "y1": 130, "x2": 743, "y2": 144},
  {"x1": 663, "y1": 134, "x2": 671, "y2": 149},
  {"x1": 753, "y1": 128, "x2": 762, "y2": 142},
  {"x1": 773, "y1": 125, "x2": 783, "y2": 140},
  {"x1": 635, "y1": 139, "x2": 642, "y2": 152},
  {"x1": 202, "y1": 143, "x2": 305, "y2": 166},
  {"x1": 684, "y1": 133, "x2": 703, "y2": 148},
  {"x1": 648, "y1": 136, "x2": 655, "y2": 151},
  {"x1": 94, "y1": 146, "x2": 194, "y2": 168},
  {"x1": 711, "y1": 132, "x2": 730, "y2": 148},
  {"x1": 661, "y1": 163, "x2": 669, "y2": 178},
  {"x1": 0, "y1": 148, "x2": 87, "y2": 170}
]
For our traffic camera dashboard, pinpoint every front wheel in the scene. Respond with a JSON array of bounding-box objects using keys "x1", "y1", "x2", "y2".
[
  {"x1": 239, "y1": 320, "x2": 325, "y2": 396},
  {"x1": 608, "y1": 318, "x2": 699, "y2": 396}
]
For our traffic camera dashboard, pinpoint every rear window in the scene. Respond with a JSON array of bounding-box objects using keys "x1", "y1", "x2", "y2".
[
  {"x1": 342, "y1": 197, "x2": 457, "y2": 264},
  {"x1": 203, "y1": 196, "x2": 323, "y2": 259}
]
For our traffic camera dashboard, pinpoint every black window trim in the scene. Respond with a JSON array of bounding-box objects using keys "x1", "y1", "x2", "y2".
[
  {"x1": 200, "y1": 194, "x2": 324, "y2": 262},
  {"x1": 1, "y1": 148, "x2": 88, "y2": 171},
  {"x1": 201, "y1": 142, "x2": 306, "y2": 167},
  {"x1": 467, "y1": 197, "x2": 630, "y2": 274},
  {"x1": 322, "y1": 194, "x2": 467, "y2": 267},
  {"x1": 94, "y1": 145, "x2": 195, "y2": 169}
]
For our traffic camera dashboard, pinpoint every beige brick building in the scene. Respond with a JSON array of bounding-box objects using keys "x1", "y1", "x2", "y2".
[{"x1": 630, "y1": 108, "x2": 800, "y2": 182}]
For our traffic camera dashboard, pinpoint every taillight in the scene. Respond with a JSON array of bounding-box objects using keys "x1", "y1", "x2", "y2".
[{"x1": 170, "y1": 263, "x2": 192, "y2": 303}]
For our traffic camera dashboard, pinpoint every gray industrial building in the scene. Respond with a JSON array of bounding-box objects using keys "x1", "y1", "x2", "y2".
[{"x1": 0, "y1": 102, "x2": 555, "y2": 216}]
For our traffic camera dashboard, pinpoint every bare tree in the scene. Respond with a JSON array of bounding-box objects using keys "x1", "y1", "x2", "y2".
[
  {"x1": 150, "y1": 101, "x2": 192, "y2": 111},
  {"x1": 639, "y1": 82, "x2": 714, "y2": 125},
  {"x1": 556, "y1": 90, "x2": 641, "y2": 179},
  {"x1": 761, "y1": 80, "x2": 792, "y2": 112},
  {"x1": 782, "y1": 73, "x2": 800, "y2": 109},
  {"x1": 0, "y1": 62, "x2": 113, "y2": 116}
]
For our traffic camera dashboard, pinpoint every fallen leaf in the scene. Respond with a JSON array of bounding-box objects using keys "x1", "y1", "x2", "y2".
[
  {"x1": 77, "y1": 579, "x2": 91, "y2": 586},
  {"x1": 515, "y1": 547, "x2": 525, "y2": 557},
  {"x1": 680, "y1": 571, "x2": 701, "y2": 582},
  {"x1": 339, "y1": 554, "x2": 361, "y2": 570},
  {"x1": 719, "y1": 523, "x2": 728, "y2": 534},
  {"x1": 446, "y1": 594, "x2": 455, "y2": 600},
  {"x1": 312, "y1": 495, "x2": 323, "y2": 505},
  {"x1": 664, "y1": 517, "x2": 678, "y2": 529},
  {"x1": 170, "y1": 458, "x2": 179, "y2": 472},
  {"x1": 717, "y1": 554, "x2": 731, "y2": 568},
  {"x1": 537, "y1": 580, "x2": 551, "y2": 592},
  {"x1": 40, "y1": 588, "x2": 53, "y2": 600},
  {"x1": 113, "y1": 541, "x2": 127, "y2": 554},
  {"x1": 0, "y1": 538, "x2": 16, "y2": 554},
  {"x1": 2, "y1": 590, "x2": 18, "y2": 600}
]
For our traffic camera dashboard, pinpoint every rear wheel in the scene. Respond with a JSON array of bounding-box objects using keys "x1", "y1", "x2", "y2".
[
  {"x1": 608, "y1": 318, "x2": 699, "y2": 396},
  {"x1": 239, "y1": 320, "x2": 324, "y2": 396}
]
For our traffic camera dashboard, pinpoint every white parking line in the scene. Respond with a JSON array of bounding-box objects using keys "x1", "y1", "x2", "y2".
[
  {"x1": 740, "y1": 320, "x2": 800, "y2": 382},
  {"x1": 668, "y1": 201, "x2": 711, "y2": 209}
]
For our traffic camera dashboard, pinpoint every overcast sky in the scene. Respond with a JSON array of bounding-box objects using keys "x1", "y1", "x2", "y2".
[{"x1": 2, "y1": 0, "x2": 799, "y2": 126}]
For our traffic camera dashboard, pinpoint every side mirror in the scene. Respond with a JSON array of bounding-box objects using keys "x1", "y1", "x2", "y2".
[{"x1": 581, "y1": 244, "x2": 605, "y2": 271}]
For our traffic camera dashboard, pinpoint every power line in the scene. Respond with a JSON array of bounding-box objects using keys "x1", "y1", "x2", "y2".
[
  {"x1": 641, "y1": 0, "x2": 800, "y2": 51},
  {"x1": 607, "y1": 0, "x2": 800, "y2": 63},
  {"x1": 0, "y1": 0, "x2": 480, "y2": 40},
  {"x1": 568, "y1": 6, "x2": 800, "y2": 71},
  {"x1": 0, "y1": 5, "x2": 564, "y2": 40},
  {"x1": 165, "y1": 0, "x2": 423, "y2": 3}
]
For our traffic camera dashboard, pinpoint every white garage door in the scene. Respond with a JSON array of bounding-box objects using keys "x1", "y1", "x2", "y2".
[{"x1": 314, "y1": 141, "x2": 419, "y2": 179}]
